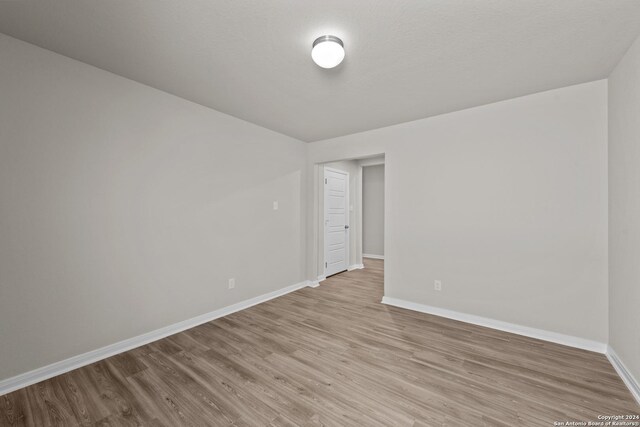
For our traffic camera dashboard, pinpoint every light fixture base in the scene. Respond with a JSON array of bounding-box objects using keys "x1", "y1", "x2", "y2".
[{"x1": 312, "y1": 35, "x2": 343, "y2": 49}]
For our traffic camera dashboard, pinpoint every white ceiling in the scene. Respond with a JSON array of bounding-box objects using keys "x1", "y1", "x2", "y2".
[{"x1": 1, "y1": 1, "x2": 640, "y2": 142}]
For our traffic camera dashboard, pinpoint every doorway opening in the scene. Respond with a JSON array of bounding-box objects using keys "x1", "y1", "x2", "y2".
[{"x1": 315, "y1": 155, "x2": 385, "y2": 282}]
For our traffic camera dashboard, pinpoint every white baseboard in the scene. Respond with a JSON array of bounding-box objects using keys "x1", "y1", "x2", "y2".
[
  {"x1": 347, "y1": 263, "x2": 364, "y2": 271},
  {"x1": 0, "y1": 280, "x2": 311, "y2": 397},
  {"x1": 606, "y1": 346, "x2": 640, "y2": 405},
  {"x1": 363, "y1": 254, "x2": 384, "y2": 260},
  {"x1": 307, "y1": 275, "x2": 326, "y2": 287},
  {"x1": 381, "y1": 297, "x2": 607, "y2": 354}
]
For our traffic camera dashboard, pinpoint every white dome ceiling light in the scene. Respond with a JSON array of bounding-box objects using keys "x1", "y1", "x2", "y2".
[{"x1": 311, "y1": 35, "x2": 345, "y2": 69}]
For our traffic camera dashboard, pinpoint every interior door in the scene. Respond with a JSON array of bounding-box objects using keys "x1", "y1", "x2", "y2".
[{"x1": 324, "y1": 167, "x2": 349, "y2": 277}]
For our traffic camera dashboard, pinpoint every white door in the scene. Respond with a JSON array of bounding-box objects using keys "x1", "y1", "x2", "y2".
[{"x1": 324, "y1": 167, "x2": 349, "y2": 277}]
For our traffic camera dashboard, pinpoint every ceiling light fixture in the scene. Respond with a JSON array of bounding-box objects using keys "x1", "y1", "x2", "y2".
[{"x1": 311, "y1": 35, "x2": 345, "y2": 69}]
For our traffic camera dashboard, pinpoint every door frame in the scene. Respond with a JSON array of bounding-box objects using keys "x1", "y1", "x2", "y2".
[
  {"x1": 323, "y1": 166, "x2": 350, "y2": 277},
  {"x1": 309, "y1": 154, "x2": 385, "y2": 287}
]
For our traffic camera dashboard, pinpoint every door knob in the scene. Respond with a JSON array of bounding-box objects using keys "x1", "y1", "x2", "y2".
[{"x1": 345, "y1": 225, "x2": 350, "y2": 229}]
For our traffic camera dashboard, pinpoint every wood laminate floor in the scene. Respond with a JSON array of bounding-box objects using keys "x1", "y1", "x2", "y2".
[{"x1": 1, "y1": 259, "x2": 638, "y2": 426}]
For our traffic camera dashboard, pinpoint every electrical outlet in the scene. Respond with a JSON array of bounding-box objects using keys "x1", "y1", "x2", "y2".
[
  {"x1": 434, "y1": 280, "x2": 442, "y2": 291},
  {"x1": 228, "y1": 278, "x2": 235, "y2": 289},
  {"x1": 273, "y1": 201, "x2": 278, "y2": 210}
]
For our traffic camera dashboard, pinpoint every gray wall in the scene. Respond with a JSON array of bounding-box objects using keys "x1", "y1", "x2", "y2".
[
  {"x1": 363, "y1": 165, "x2": 385, "y2": 256},
  {"x1": 609, "y1": 34, "x2": 640, "y2": 384},
  {"x1": 0, "y1": 34, "x2": 307, "y2": 381},
  {"x1": 307, "y1": 80, "x2": 608, "y2": 343}
]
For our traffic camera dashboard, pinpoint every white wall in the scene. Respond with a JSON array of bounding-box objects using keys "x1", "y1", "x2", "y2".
[
  {"x1": 0, "y1": 34, "x2": 307, "y2": 381},
  {"x1": 363, "y1": 165, "x2": 385, "y2": 256},
  {"x1": 307, "y1": 80, "x2": 609, "y2": 343},
  {"x1": 608, "y1": 35, "x2": 640, "y2": 384}
]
